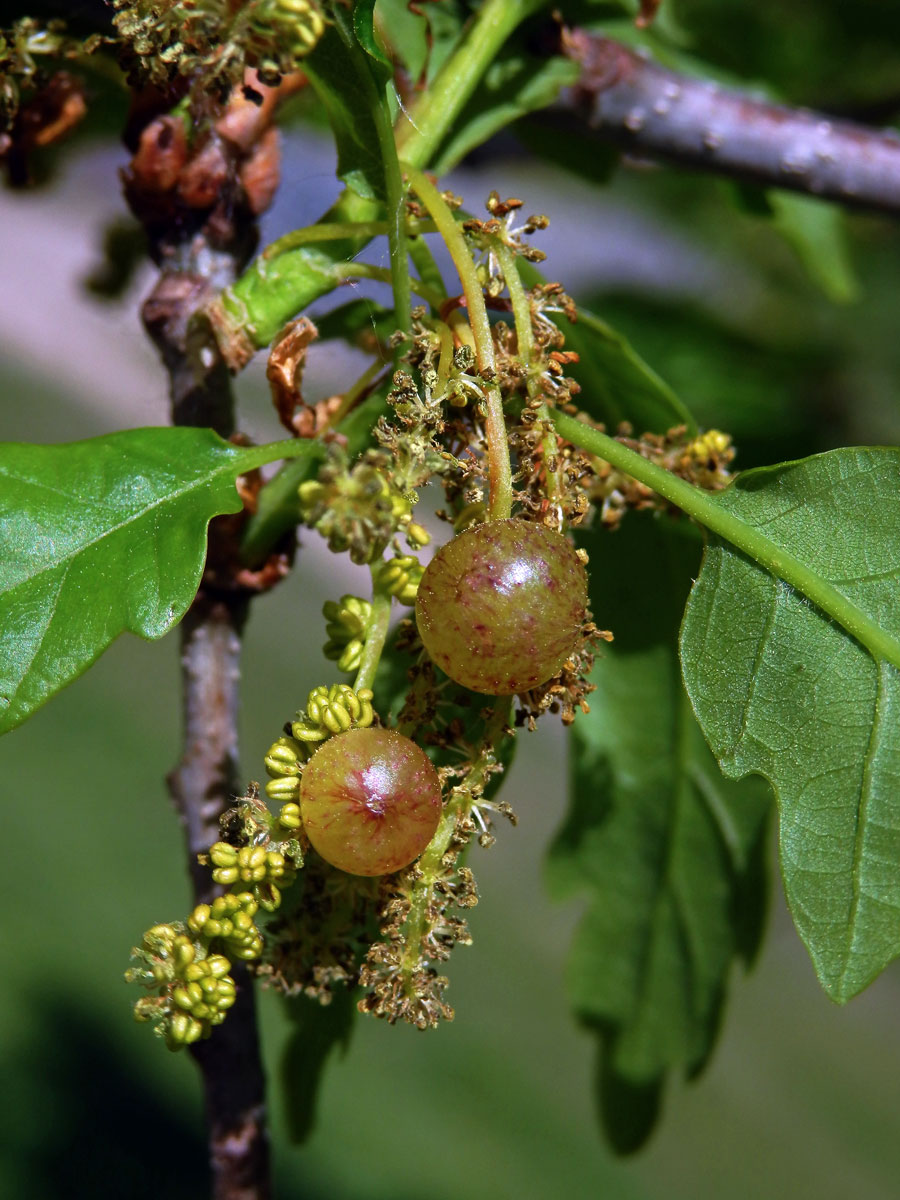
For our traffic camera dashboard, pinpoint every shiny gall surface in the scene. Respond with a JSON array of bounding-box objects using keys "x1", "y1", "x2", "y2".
[
  {"x1": 415, "y1": 518, "x2": 588, "y2": 695},
  {"x1": 299, "y1": 727, "x2": 443, "y2": 876}
]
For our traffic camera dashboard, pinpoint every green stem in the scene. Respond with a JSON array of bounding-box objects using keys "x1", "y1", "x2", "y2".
[
  {"x1": 372, "y1": 97, "x2": 412, "y2": 337},
  {"x1": 397, "y1": 0, "x2": 545, "y2": 168},
  {"x1": 396, "y1": 698, "x2": 512, "y2": 994},
  {"x1": 493, "y1": 241, "x2": 532, "y2": 362},
  {"x1": 262, "y1": 220, "x2": 437, "y2": 260},
  {"x1": 335, "y1": 261, "x2": 445, "y2": 310},
  {"x1": 433, "y1": 318, "x2": 455, "y2": 395},
  {"x1": 404, "y1": 164, "x2": 512, "y2": 521},
  {"x1": 407, "y1": 233, "x2": 448, "y2": 303},
  {"x1": 494, "y1": 240, "x2": 564, "y2": 513},
  {"x1": 354, "y1": 582, "x2": 392, "y2": 693},
  {"x1": 262, "y1": 221, "x2": 391, "y2": 259},
  {"x1": 404, "y1": 165, "x2": 494, "y2": 372},
  {"x1": 219, "y1": 189, "x2": 380, "y2": 350},
  {"x1": 235, "y1": 438, "x2": 323, "y2": 472},
  {"x1": 552, "y1": 410, "x2": 900, "y2": 671},
  {"x1": 217, "y1": 0, "x2": 540, "y2": 353}
]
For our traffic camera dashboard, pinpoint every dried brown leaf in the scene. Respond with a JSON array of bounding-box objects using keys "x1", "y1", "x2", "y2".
[{"x1": 267, "y1": 317, "x2": 320, "y2": 435}]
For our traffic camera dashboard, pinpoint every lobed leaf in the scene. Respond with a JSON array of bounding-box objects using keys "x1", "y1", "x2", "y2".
[
  {"x1": 548, "y1": 514, "x2": 770, "y2": 1150},
  {"x1": 0, "y1": 427, "x2": 267, "y2": 735},
  {"x1": 353, "y1": 0, "x2": 392, "y2": 75},
  {"x1": 767, "y1": 191, "x2": 859, "y2": 304},
  {"x1": 280, "y1": 990, "x2": 356, "y2": 1144},
  {"x1": 680, "y1": 448, "x2": 900, "y2": 1001},
  {"x1": 730, "y1": 184, "x2": 859, "y2": 303}
]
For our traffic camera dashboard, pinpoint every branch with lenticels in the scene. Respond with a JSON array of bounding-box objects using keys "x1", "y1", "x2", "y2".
[{"x1": 561, "y1": 29, "x2": 900, "y2": 217}]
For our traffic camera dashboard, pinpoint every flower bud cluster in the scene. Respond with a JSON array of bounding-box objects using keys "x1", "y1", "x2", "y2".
[
  {"x1": 208, "y1": 841, "x2": 297, "y2": 911},
  {"x1": 188, "y1": 891, "x2": 265, "y2": 960},
  {"x1": 372, "y1": 555, "x2": 425, "y2": 606},
  {"x1": 264, "y1": 734, "x2": 307, "y2": 795},
  {"x1": 291, "y1": 683, "x2": 375, "y2": 742},
  {"x1": 322, "y1": 594, "x2": 372, "y2": 672},
  {"x1": 127, "y1": 778, "x2": 308, "y2": 1050},
  {"x1": 263, "y1": 684, "x2": 376, "y2": 805},
  {"x1": 298, "y1": 453, "x2": 413, "y2": 564},
  {"x1": 127, "y1": 923, "x2": 237, "y2": 1049}
]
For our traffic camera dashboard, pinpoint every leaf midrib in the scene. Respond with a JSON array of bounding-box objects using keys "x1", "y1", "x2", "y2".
[{"x1": 551, "y1": 415, "x2": 900, "y2": 673}]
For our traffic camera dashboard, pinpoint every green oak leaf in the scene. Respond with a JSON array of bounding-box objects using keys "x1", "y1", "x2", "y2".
[
  {"x1": 731, "y1": 185, "x2": 859, "y2": 304},
  {"x1": 374, "y1": 0, "x2": 430, "y2": 81},
  {"x1": 767, "y1": 191, "x2": 860, "y2": 304},
  {"x1": 560, "y1": 306, "x2": 696, "y2": 434},
  {"x1": 374, "y1": 0, "x2": 472, "y2": 84},
  {"x1": 281, "y1": 989, "x2": 356, "y2": 1144},
  {"x1": 680, "y1": 448, "x2": 900, "y2": 1002},
  {"x1": 302, "y1": 4, "x2": 389, "y2": 200},
  {"x1": 548, "y1": 513, "x2": 770, "y2": 1151},
  {"x1": 518, "y1": 263, "x2": 694, "y2": 435},
  {"x1": 431, "y1": 47, "x2": 580, "y2": 173},
  {"x1": 0, "y1": 427, "x2": 273, "y2": 735}
]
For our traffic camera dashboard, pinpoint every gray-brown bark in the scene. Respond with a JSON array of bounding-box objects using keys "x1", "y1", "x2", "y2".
[
  {"x1": 563, "y1": 31, "x2": 900, "y2": 216},
  {"x1": 127, "y1": 80, "x2": 289, "y2": 1200}
]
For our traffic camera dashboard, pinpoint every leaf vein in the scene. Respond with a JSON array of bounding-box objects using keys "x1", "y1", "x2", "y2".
[
  {"x1": 845, "y1": 661, "x2": 887, "y2": 976},
  {"x1": 0, "y1": 464, "x2": 235, "y2": 600}
]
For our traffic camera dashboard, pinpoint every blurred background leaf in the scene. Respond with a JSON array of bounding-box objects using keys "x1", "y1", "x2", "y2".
[{"x1": 549, "y1": 513, "x2": 771, "y2": 1152}]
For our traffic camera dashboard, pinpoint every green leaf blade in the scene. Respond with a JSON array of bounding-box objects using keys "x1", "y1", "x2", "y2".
[
  {"x1": 514, "y1": 280, "x2": 695, "y2": 435},
  {"x1": 431, "y1": 50, "x2": 579, "y2": 173},
  {"x1": 353, "y1": 0, "x2": 392, "y2": 75},
  {"x1": 680, "y1": 447, "x2": 900, "y2": 1002},
  {"x1": 563, "y1": 307, "x2": 696, "y2": 433},
  {"x1": 0, "y1": 428, "x2": 256, "y2": 734},
  {"x1": 302, "y1": 6, "x2": 389, "y2": 201},
  {"x1": 767, "y1": 191, "x2": 860, "y2": 304},
  {"x1": 549, "y1": 514, "x2": 770, "y2": 1149}
]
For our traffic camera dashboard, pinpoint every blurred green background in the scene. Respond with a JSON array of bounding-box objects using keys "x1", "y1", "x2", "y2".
[{"x1": 6, "y1": 2, "x2": 900, "y2": 1187}]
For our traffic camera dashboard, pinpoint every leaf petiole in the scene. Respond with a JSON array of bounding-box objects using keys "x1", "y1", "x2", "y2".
[
  {"x1": 262, "y1": 220, "x2": 437, "y2": 260},
  {"x1": 552, "y1": 410, "x2": 900, "y2": 671}
]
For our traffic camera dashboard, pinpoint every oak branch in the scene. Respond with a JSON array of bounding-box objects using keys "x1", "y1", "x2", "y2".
[{"x1": 563, "y1": 31, "x2": 900, "y2": 216}]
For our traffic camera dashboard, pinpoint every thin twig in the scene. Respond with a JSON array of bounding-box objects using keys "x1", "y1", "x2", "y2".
[
  {"x1": 151, "y1": 305, "x2": 271, "y2": 1199},
  {"x1": 155, "y1": 326, "x2": 271, "y2": 1200},
  {"x1": 168, "y1": 594, "x2": 270, "y2": 1200},
  {"x1": 128, "y1": 76, "x2": 291, "y2": 1200},
  {"x1": 562, "y1": 30, "x2": 900, "y2": 216}
]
